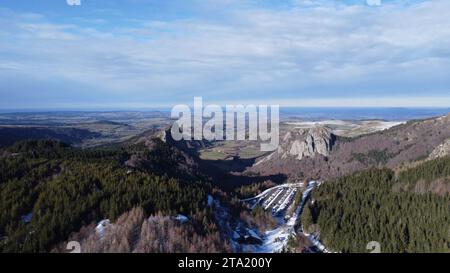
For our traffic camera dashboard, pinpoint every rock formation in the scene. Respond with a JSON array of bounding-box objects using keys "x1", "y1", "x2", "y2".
[
  {"x1": 428, "y1": 138, "x2": 450, "y2": 160},
  {"x1": 255, "y1": 126, "x2": 335, "y2": 166}
]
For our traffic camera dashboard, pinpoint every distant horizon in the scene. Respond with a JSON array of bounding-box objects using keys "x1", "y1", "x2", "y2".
[
  {"x1": 1, "y1": 105, "x2": 450, "y2": 112},
  {"x1": 1, "y1": 106, "x2": 449, "y2": 122}
]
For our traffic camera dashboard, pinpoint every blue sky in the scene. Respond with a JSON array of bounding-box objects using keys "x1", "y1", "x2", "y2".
[{"x1": 0, "y1": 0, "x2": 450, "y2": 109}]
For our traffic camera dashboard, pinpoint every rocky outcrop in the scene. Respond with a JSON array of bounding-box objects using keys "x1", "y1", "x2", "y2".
[
  {"x1": 428, "y1": 139, "x2": 450, "y2": 160},
  {"x1": 256, "y1": 126, "x2": 335, "y2": 165},
  {"x1": 280, "y1": 126, "x2": 335, "y2": 160},
  {"x1": 158, "y1": 130, "x2": 167, "y2": 143}
]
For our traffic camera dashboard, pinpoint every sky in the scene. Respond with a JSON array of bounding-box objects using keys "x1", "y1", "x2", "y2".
[{"x1": 0, "y1": 0, "x2": 450, "y2": 109}]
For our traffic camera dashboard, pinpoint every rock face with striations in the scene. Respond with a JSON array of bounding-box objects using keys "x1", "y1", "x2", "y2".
[
  {"x1": 255, "y1": 126, "x2": 335, "y2": 167},
  {"x1": 282, "y1": 126, "x2": 335, "y2": 160}
]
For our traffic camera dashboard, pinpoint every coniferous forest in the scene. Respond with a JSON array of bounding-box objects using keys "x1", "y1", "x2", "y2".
[
  {"x1": 2, "y1": 138, "x2": 450, "y2": 253},
  {"x1": 0, "y1": 140, "x2": 210, "y2": 252},
  {"x1": 302, "y1": 157, "x2": 450, "y2": 253}
]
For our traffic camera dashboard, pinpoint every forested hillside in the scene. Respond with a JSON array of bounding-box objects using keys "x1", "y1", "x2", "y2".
[
  {"x1": 301, "y1": 156, "x2": 450, "y2": 253},
  {"x1": 53, "y1": 207, "x2": 231, "y2": 253},
  {"x1": 0, "y1": 139, "x2": 211, "y2": 252},
  {"x1": 251, "y1": 114, "x2": 450, "y2": 181},
  {"x1": 0, "y1": 127, "x2": 101, "y2": 148}
]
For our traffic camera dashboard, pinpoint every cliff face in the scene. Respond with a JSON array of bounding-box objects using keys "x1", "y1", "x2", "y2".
[
  {"x1": 256, "y1": 126, "x2": 335, "y2": 165},
  {"x1": 282, "y1": 126, "x2": 335, "y2": 160}
]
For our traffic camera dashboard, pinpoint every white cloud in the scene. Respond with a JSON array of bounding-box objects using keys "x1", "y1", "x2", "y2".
[
  {"x1": 367, "y1": 0, "x2": 382, "y2": 7},
  {"x1": 1, "y1": 0, "x2": 450, "y2": 107}
]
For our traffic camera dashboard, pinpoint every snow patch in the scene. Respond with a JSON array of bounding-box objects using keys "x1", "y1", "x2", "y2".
[
  {"x1": 207, "y1": 195, "x2": 214, "y2": 207},
  {"x1": 21, "y1": 213, "x2": 32, "y2": 224},
  {"x1": 247, "y1": 228, "x2": 262, "y2": 242},
  {"x1": 174, "y1": 214, "x2": 189, "y2": 223}
]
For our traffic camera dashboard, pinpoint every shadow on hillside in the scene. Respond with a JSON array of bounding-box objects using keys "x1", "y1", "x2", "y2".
[
  {"x1": 202, "y1": 156, "x2": 257, "y2": 173},
  {"x1": 218, "y1": 173, "x2": 288, "y2": 192},
  {"x1": 199, "y1": 156, "x2": 288, "y2": 191}
]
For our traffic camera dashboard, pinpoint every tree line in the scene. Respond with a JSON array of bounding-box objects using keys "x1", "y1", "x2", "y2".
[{"x1": 301, "y1": 156, "x2": 450, "y2": 253}]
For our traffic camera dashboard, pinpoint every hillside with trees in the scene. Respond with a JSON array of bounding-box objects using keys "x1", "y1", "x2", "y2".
[
  {"x1": 301, "y1": 156, "x2": 450, "y2": 253},
  {"x1": 53, "y1": 207, "x2": 231, "y2": 253},
  {"x1": 251, "y1": 114, "x2": 450, "y2": 181},
  {"x1": 0, "y1": 139, "x2": 212, "y2": 252}
]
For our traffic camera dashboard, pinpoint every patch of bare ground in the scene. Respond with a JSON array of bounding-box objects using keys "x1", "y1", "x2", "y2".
[
  {"x1": 393, "y1": 175, "x2": 450, "y2": 196},
  {"x1": 428, "y1": 177, "x2": 450, "y2": 196}
]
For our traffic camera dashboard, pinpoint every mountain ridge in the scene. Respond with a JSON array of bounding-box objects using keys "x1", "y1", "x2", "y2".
[{"x1": 250, "y1": 113, "x2": 450, "y2": 181}]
